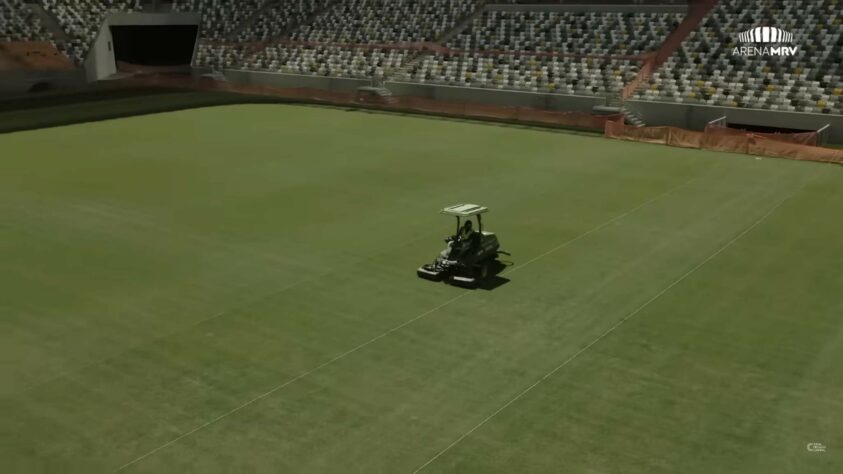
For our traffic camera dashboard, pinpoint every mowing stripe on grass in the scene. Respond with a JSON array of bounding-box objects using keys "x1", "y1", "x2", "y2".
[
  {"x1": 504, "y1": 175, "x2": 704, "y2": 277},
  {"x1": 412, "y1": 172, "x2": 819, "y2": 473},
  {"x1": 12, "y1": 232, "x2": 432, "y2": 399},
  {"x1": 114, "y1": 175, "x2": 700, "y2": 472}
]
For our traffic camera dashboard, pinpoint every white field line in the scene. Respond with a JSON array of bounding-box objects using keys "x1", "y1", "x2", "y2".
[
  {"x1": 114, "y1": 176, "x2": 698, "y2": 472},
  {"x1": 412, "y1": 176, "x2": 814, "y2": 473},
  {"x1": 13, "y1": 232, "x2": 431, "y2": 399},
  {"x1": 113, "y1": 293, "x2": 467, "y2": 472}
]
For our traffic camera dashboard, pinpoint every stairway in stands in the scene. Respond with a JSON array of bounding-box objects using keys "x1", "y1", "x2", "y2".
[
  {"x1": 622, "y1": 0, "x2": 720, "y2": 101},
  {"x1": 594, "y1": 92, "x2": 646, "y2": 127},
  {"x1": 393, "y1": 0, "x2": 489, "y2": 82},
  {"x1": 235, "y1": 0, "x2": 345, "y2": 66},
  {"x1": 619, "y1": 105, "x2": 646, "y2": 127},
  {"x1": 435, "y1": 0, "x2": 487, "y2": 44},
  {"x1": 225, "y1": 0, "x2": 277, "y2": 42}
]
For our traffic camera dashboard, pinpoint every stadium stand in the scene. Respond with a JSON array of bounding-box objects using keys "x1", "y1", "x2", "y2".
[
  {"x1": 190, "y1": 1, "x2": 338, "y2": 72},
  {"x1": 212, "y1": 0, "x2": 483, "y2": 80},
  {"x1": 172, "y1": 0, "x2": 264, "y2": 41},
  {"x1": 0, "y1": 0, "x2": 51, "y2": 42},
  {"x1": 290, "y1": 0, "x2": 482, "y2": 43},
  {"x1": 631, "y1": 0, "x2": 843, "y2": 114},
  {"x1": 236, "y1": 0, "x2": 333, "y2": 42},
  {"x1": 446, "y1": 11, "x2": 684, "y2": 56},
  {"x1": 21, "y1": 0, "x2": 840, "y2": 117},
  {"x1": 245, "y1": 44, "x2": 410, "y2": 79},
  {"x1": 397, "y1": 10, "x2": 681, "y2": 95},
  {"x1": 217, "y1": 4, "x2": 680, "y2": 98},
  {"x1": 194, "y1": 43, "x2": 250, "y2": 71},
  {"x1": 401, "y1": 54, "x2": 639, "y2": 94},
  {"x1": 41, "y1": 0, "x2": 142, "y2": 64}
]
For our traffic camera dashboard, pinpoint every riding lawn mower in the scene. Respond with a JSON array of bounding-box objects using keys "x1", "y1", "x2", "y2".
[{"x1": 417, "y1": 204, "x2": 509, "y2": 287}]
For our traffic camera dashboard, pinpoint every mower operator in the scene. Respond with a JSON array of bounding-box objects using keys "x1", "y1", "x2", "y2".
[{"x1": 457, "y1": 219, "x2": 473, "y2": 242}]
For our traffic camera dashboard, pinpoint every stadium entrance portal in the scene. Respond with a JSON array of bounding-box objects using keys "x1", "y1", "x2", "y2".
[{"x1": 110, "y1": 24, "x2": 198, "y2": 68}]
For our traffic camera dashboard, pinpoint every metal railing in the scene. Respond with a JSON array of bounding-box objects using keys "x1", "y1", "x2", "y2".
[
  {"x1": 707, "y1": 115, "x2": 727, "y2": 126},
  {"x1": 817, "y1": 123, "x2": 831, "y2": 146}
]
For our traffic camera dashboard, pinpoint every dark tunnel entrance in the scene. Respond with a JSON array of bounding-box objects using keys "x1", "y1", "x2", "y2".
[{"x1": 110, "y1": 24, "x2": 198, "y2": 67}]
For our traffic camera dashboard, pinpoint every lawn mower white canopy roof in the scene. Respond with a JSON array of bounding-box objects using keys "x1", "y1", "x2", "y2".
[{"x1": 441, "y1": 204, "x2": 488, "y2": 217}]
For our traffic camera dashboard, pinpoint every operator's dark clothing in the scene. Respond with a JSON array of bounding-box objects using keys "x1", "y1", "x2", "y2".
[{"x1": 449, "y1": 222, "x2": 478, "y2": 258}]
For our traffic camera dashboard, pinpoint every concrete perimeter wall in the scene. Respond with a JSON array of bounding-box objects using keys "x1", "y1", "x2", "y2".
[
  {"x1": 223, "y1": 69, "x2": 369, "y2": 92},
  {"x1": 0, "y1": 69, "x2": 85, "y2": 94},
  {"x1": 388, "y1": 81, "x2": 601, "y2": 112},
  {"x1": 210, "y1": 69, "x2": 842, "y2": 144},
  {"x1": 220, "y1": 70, "x2": 603, "y2": 113}
]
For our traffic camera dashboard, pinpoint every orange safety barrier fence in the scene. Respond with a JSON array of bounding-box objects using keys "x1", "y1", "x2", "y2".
[
  {"x1": 606, "y1": 117, "x2": 843, "y2": 165},
  {"x1": 666, "y1": 127, "x2": 704, "y2": 149},
  {"x1": 704, "y1": 123, "x2": 818, "y2": 146},
  {"x1": 748, "y1": 136, "x2": 843, "y2": 164},
  {"x1": 605, "y1": 120, "x2": 705, "y2": 149}
]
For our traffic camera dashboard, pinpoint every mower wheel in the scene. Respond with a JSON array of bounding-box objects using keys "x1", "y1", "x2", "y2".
[{"x1": 478, "y1": 260, "x2": 491, "y2": 280}]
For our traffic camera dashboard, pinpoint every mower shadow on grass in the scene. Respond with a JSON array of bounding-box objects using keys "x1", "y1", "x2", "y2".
[{"x1": 475, "y1": 260, "x2": 512, "y2": 291}]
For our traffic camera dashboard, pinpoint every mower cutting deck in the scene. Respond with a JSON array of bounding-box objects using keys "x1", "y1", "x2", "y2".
[{"x1": 417, "y1": 204, "x2": 508, "y2": 287}]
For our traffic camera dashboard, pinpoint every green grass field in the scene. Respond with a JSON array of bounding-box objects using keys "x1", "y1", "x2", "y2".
[{"x1": 2, "y1": 104, "x2": 842, "y2": 473}]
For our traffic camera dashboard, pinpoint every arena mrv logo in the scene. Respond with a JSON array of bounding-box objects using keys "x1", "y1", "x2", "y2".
[{"x1": 732, "y1": 26, "x2": 799, "y2": 56}]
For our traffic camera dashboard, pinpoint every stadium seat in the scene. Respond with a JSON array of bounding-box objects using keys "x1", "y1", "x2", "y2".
[
  {"x1": 193, "y1": 42, "x2": 250, "y2": 71},
  {"x1": 172, "y1": 0, "x2": 264, "y2": 41},
  {"x1": 236, "y1": 0, "x2": 333, "y2": 43},
  {"x1": 245, "y1": 44, "x2": 410, "y2": 79},
  {"x1": 0, "y1": 0, "x2": 52, "y2": 42},
  {"x1": 396, "y1": 9, "x2": 679, "y2": 96},
  {"x1": 41, "y1": 0, "x2": 143, "y2": 65},
  {"x1": 290, "y1": 0, "x2": 482, "y2": 44},
  {"x1": 401, "y1": 52, "x2": 639, "y2": 96},
  {"x1": 632, "y1": 0, "x2": 843, "y2": 114},
  {"x1": 448, "y1": 10, "x2": 683, "y2": 56}
]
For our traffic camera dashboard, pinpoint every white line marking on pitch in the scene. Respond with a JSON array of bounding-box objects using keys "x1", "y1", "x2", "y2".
[
  {"x1": 504, "y1": 177, "x2": 698, "y2": 277},
  {"x1": 412, "y1": 175, "x2": 815, "y2": 473},
  {"x1": 14, "y1": 233, "x2": 432, "y2": 399},
  {"x1": 114, "y1": 176, "x2": 698, "y2": 472},
  {"x1": 114, "y1": 293, "x2": 467, "y2": 472}
]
